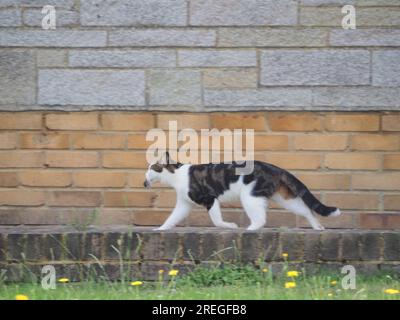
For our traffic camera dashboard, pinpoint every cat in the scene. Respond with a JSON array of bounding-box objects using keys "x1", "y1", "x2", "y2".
[{"x1": 144, "y1": 152, "x2": 341, "y2": 231}]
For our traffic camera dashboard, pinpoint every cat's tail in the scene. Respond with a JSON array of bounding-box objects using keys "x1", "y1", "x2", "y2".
[{"x1": 281, "y1": 172, "x2": 341, "y2": 217}]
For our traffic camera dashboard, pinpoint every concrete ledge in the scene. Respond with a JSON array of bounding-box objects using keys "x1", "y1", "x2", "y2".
[{"x1": 0, "y1": 226, "x2": 399, "y2": 281}]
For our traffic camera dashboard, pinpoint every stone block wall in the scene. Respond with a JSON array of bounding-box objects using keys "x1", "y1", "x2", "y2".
[{"x1": 0, "y1": 0, "x2": 399, "y2": 111}]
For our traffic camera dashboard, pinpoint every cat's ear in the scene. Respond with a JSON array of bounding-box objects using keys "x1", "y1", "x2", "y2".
[{"x1": 160, "y1": 151, "x2": 170, "y2": 165}]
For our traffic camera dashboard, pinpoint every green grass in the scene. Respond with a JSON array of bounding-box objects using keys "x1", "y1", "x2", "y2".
[{"x1": 1, "y1": 264, "x2": 400, "y2": 300}]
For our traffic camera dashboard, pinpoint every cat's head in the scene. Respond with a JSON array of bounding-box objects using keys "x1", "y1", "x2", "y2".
[{"x1": 143, "y1": 151, "x2": 182, "y2": 188}]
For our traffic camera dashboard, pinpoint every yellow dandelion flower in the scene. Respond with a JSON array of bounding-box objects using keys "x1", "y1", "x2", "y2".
[
  {"x1": 287, "y1": 271, "x2": 299, "y2": 278},
  {"x1": 327, "y1": 293, "x2": 333, "y2": 297},
  {"x1": 285, "y1": 281, "x2": 296, "y2": 289},
  {"x1": 130, "y1": 281, "x2": 143, "y2": 286},
  {"x1": 158, "y1": 269, "x2": 164, "y2": 274},
  {"x1": 15, "y1": 294, "x2": 29, "y2": 300},
  {"x1": 282, "y1": 253, "x2": 288, "y2": 258},
  {"x1": 262, "y1": 268, "x2": 268, "y2": 273},
  {"x1": 330, "y1": 280, "x2": 338, "y2": 286},
  {"x1": 384, "y1": 288, "x2": 399, "y2": 295},
  {"x1": 168, "y1": 269, "x2": 179, "y2": 276},
  {"x1": 58, "y1": 278, "x2": 69, "y2": 283}
]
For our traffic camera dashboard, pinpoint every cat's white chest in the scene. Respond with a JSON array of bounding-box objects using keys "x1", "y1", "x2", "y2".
[{"x1": 217, "y1": 177, "x2": 244, "y2": 204}]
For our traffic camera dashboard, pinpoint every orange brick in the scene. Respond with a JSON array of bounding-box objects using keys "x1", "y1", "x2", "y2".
[
  {"x1": 350, "y1": 134, "x2": 399, "y2": 151},
  {"x1": 382, "y1": 115, "x2": 400, "y2": 131},
  {"x1": 324, "y1": 114, "x2": 379, "y2": 132},
  {"x1": 265, "y1": 153, "x2": 321, "y2": 170},
  {"x1": 20, "y1": 171, "x2": 71, "y2": 187},
  {"x1": 103, "y1": 152, "x2": 147, "y2": 168},
  {"x1": 0, "y1": 190, "x2": 45, "y2": 206},
  {"x1": 71, "y1": 133, "x2": 125, "y2": 149},
  {"x1": 0, "y1": 132, "x2": 18, "y2": 149},
  {"x1": 47, "y1": 191, "x2": 101, "y2": 207},
  {"x1": 101, "y1": 113, "x2": 154, "y2": 131},
  {"x1": 155, "y1": 191, "x2": 176, "y2": 208},
  {"x1": 98, "y1": 209, "x2": 135, "y2": 225},
  {"x1": 359, "y1": 214, "x2": 387, "y2": 229},
  {"x1": 134, "y1": 210, "x2": 171, "y2": 226},
  {"x1": 73, "y1": 171, "x2": 125, "y2": 188},
  {"x1": 157, "y1": 113, "x2": 210, "y2": 130},
  {"x1": 325, "y1": 153, "x2": 380, "y2": 170},
  {"x1": 0, "y1": 151, "x2": 43, "y2": 168},
  {"x1": 45, "y1": 151, "x2": 98, "y2": 168},
  {"x1": 254, "y1": 135, "x2": 289, "y2": 150},
  {"x1": 267, "y1": 113, "x2": 321, "y2": 131},
  {"x1": 384, "y1": 195, "x2": 400, "y2": 210},
  {"x1": 0, "y1": 172, "x2": 18, "y2": 187},
  {"x1": 104, "y1": 191, "x2": 156, "y2": 207},
  {"x1": 46, "y1": 113, "x2": 98, "y2": 130},
  {"x1": 383, "y1": 154, "x2": 400, "y2": 169},
  {"x1": 387, "y1": 215, "x2": 400, "y2": 229},
  {"x1": 325, "y1": 193, "x2": 379, "y2": 210},
  {"x1": 0, "y1": 113, "x2": 42, "y2": 129},
  {"x1": 127, "y1": 134, "x2": 153, "y2": 149},
  {"x1": 293, "y1": 134, "x2": 348, "y2": 150},
  {"x1": 211, "y1": 113, "x2": 267, "y2": 131},
  {"x1": 352, "y1": 173, "x2": 400, "y2": 190},
  {"x1": 20, "y1": 133, "x2": 69, "y2": 149},
  {"x1": 295, "y1": 173, "x2": 351, "y2": 190}
]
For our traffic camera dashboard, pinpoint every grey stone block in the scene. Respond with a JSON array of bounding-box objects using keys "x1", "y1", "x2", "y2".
[
  {"x1": 38, "y1": 69, "x2": 145, "y2": 106},
  {"x1": 262, "y1": 232, "x2": 280, "y2": 261},
  {"x1": 178, "y1": 49, "x2": 256, "y2": 67},
  {"x1": 218, "y1": 28, "x2": 327, "y2": 47},
  {"x1": 37, "y1": 50, "x2": 67, "y2": 67},
  {"x1": 0, "y1": 8, "x2": 21, "y2": 26},
  {"x1": 383, "y1": 232, "x2": 400, "y2": 261},
  {"x1": 0, "y1": 0, "x2": 74, "y2": 7},
  {"x1": 69, "y1": 50, "x2": 176, "y2": 68},
  {"x1": 190, "y1": 0, "x2": 298, "y2": 26},
  {"x1": 241, "y1": 232, "x2": 261, "y2": 262},
  {"x1": 331, "y1": 29, "x2": 400, "y2": 46},
  {"x1": 341, "y1": 232, "x2": 360, "y2": 261},
  {"x1": 149, "y1": 70, "x2": 202, "y2": 106},
  {"x1": 361, "y1": 233, "x2": 382, "y2": 261},
  {"x1": 0, "y1": 30, "x2": 106, "y2": 47},
  {"x1": 304, "y1": 233, "x2": 320, "y2": 262},
  {"x1": 313, "y1": 87, "x2": 400, "y2": 108},
  {"x1": 162, "y1": 232, "x2": 182, "y2": 261},
  {"x1": 280, "y1": 232, "x2": 305, "y2": 261},
  {"x1": 261, "y1": 50, "x2": 370, "y2": 86},
  {"x1": 23, "y1": 9, "x2": 79, "y2": 27},
  {"x1": 81, "y1": 0, "x2": 187, "y2": 26},
  {"x1": 372, "y1": 51, "x2": 400, "y2": 86},
  {"x1": 301, "y1": 0, "x2": 354, "y2": 4},
  {"x1": 320, "y1": 232, "x2": 340, "y2": 261},
  {"x1": 204, "y1": 88, "x2": 312, "y2": 108},
  {"x1": 109, "y1": 29, "x2": 216, "y2": 47},
  {"x1": 0, "y1": 50, "x2": 35, "y2": 105}
]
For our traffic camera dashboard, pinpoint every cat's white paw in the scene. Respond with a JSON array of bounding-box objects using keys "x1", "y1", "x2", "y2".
[
  {"x1": 224, "y1": 222, "x2": 239, "y2": 229},
  {"x1": 153, "y1": 226, "x2": 171, "y2": 231}
]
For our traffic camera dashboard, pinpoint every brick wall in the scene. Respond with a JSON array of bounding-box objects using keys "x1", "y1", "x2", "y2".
[{"x1": 0, "y1": 111, "x2": 399, "y2": 229}]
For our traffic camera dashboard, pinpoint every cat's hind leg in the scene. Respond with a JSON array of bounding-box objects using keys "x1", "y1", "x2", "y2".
[
  {"x1": 272, "y1": 193, "x2": 325, "y2": 230},
  {"x1": 240, "y1": 187, "x2": 267, "y2": 230},
  {"x1": 208, "y1": 199, "x2": 238, "y2": 229}
]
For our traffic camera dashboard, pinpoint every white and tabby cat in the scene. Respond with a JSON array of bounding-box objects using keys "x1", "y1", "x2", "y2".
[{"x1": 144, "y1": 152, "x2": 341, "y2": 231}]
